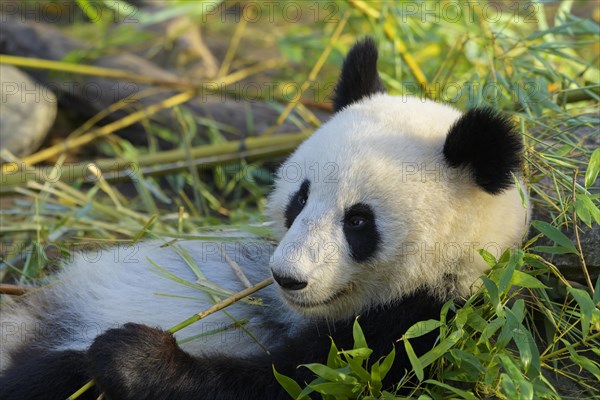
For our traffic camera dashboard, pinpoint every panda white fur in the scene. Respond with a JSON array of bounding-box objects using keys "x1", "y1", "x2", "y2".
[{"x1": 0, "y1": 38, "x2": 528, "y2": 399}]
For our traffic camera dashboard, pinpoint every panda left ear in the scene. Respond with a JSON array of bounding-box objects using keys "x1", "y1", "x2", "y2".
[
  {"x1": 333, "y1": 37, "x2": 386, "y2": 112},
  {"x1": 443, "y1": 108, "x2": 523, "y2": 194}
]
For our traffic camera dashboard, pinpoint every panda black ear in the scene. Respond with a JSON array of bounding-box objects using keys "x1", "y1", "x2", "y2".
[
  {"x1": 333, "y1": 37, "x2": 386, "y2": 112},
  {"x1": 443, "y1": 108, "x2": 523, "y2": 194}
]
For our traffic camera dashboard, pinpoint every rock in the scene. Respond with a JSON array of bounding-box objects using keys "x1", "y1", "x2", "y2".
[{"x1": 0, "y1": 64, "x2": 57, "y2": 157}]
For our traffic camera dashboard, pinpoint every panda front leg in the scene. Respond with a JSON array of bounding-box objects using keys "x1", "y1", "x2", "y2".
[
  {"x1": 87, "y1": 323, "x2": 289, "y2": 400},
  {"x1": 1, "y1": 349, "x2": 99, "y2": 400}
]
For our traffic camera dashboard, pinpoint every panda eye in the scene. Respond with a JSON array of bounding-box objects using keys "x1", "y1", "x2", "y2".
[
  {"x1": 346, "y1": 216, "x2": 366, "y2": 228},
  {"x1": 284, "y1": 179, "x2": 310, "y2": 229},
  {"x1": 343, "y1": 203, "x2": 375, "y2": 231},
  {"x1": 344, "y1": 213, "x2": 371, "y2": 230},
  {"x1": 297, "y1": 194, "x2": 307, "y2": 206},
  {"x1": 342, "y1": 203, "x2": 379, "y2": 262}
]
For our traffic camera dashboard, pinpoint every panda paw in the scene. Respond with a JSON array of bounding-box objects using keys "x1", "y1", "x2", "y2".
[{"x1": 87, "y1": 323, "x2": 188, "y2": 399}]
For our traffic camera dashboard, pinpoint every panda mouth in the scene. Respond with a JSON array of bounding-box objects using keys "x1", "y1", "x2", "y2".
[{"x1": 283, "y1": 283, "x2": 354, "y2": 309}]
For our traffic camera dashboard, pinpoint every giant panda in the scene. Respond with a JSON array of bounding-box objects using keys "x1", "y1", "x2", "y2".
[{"x1": 0, "y1": 38, "x2": 528, "y2": 400}]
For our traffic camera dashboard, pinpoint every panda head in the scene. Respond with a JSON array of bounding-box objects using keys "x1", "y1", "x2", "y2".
[{"x1": 266, "y1": 38, "x2": 529, "y2": 319}]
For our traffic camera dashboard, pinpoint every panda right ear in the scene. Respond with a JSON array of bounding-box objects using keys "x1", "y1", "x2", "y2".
[
  {"x1": 333, "y1": 37, "x2": 386, "y2": 112},
  {"x1": 443, "y1": 108, "x2": 523, "y2": 195}
]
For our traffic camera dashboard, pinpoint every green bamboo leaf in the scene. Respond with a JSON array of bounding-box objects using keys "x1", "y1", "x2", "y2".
[
  {"x1": 506, "y1": 314, "x2": 531, "y2": 372},
  {"x1": 273, "y1": 366, "x2": 306, "y2": 400},
  {"x1": 498, "y1": 249, "x2": 511, "y2": 264},
  {"x1": 530, "y1": 245, "x2": 577, "y2": 255},
  {"x1": 345, "y1": 354, "x2": 371, "y2": 382},
  {"x1": 339, "y1": 348, "x2": 373, "y2": 359},
  {"x1": 585, "y1": 148, "x2": 600, "y2": 189},
  {"x1": 510, "y1": 270, "x2": 548, "y2": 289},
  {"x1": 497, "y1": 310, "x2": 519, "y2": 350},
  {"x1": 574, "y1": 195, "x2": 600, "y2": 227},
  {"x1": 301, "y1": 364, "x2": 357, "y2": 384},
  {"x1": 404, "y1": 320, "x2": 443, "y2": 339},
  {"x1": 419, "y1": 329, "x2": 463, "y2": 368},
  {"x1": 381, "y1": 393, "x2": 403, "y2": 400},
  {"x1": 352, "y1": 318, "x2": 368, "y2": 349},
  {"x1": 423, "y1": 379, "x2": 478, "y2": 400},
  {"x1": 532, "y1": 221, "x2": 577, "y2": 254},
  {"x1": 522, "y1": 253, "x2": 551, "y2": 269},
  {"x1": 511, "y1": 299, "x2": 526, "y2": 322},
  {"x1": 308, "y1": 382, "x2": 356, "y2": 397},
  {"x1": 378, "y1": 347, "x2": 396, "y2": 381},
  {"x1": 498, "y1": 355, "x2": 522, "y2": 381},
  {"x1": 505, "y1": 309, "x2": 540, "y2": 376},
  {"x1": 327, "y1": 339, "x2": 346, "y2": 369},
  {"x1": 500, "y1": 374, "x2": 518, "y2": 398},
  {"x1": 481, "y1": 276, "x2": 500, "y2": 313},
  {"x1": 478, "y1": 317, "x2": 506, "y2": 346},
  {"x1": 404, "y1": 339, "x2": 424, "y2": 381},
  {"x1": 297, "y1": 381, "x2": 320, "y2": 400},
  {"x1": 478, "y1": 248, "x2": 498, "y2": 268},
  {"x1": 466, "y1": 311, "x2": 488, "y2": 333},
  {"x1": 370, "y1": 361, "x2": 382, "y2": 395},
  {"x1": 568, "y1": 287, "x2": 595, "y2": 338},
  {"x1": 448, "y1": 349, "x2": 484, "y2": 375},
  {"x1": 519, "y1": 380, "x2": 534, "y2": 400},
  {"x1": 484, "y1": 363, "x2": 502, "y2": 387},
  {"x1": 561, "y1": 339, "x2": 600, "y2": 380},
  {"x1": 498, "y1": 251, "x2": 519, "y2": 294}
]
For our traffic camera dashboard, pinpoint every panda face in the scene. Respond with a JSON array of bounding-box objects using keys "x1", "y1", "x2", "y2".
[
  {"x1": 266, "y1": 39, "x2": 529, "y2": 319},
  {"x1": 266, "y1": 97, "x2": 456, "y2": 318}
]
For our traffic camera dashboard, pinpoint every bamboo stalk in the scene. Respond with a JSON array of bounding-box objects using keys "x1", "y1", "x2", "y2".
[
  {"x1": 0, "y1": 55, "x2": 193, "y2": 89},
  {"x1": 94, "y1": 130, "x2": 311, "y2": 170},
  {"x1": 67, "y1": 379, "x2": 96, "y2": 400},
  {"x1": 0, "y1": 55, "x2": 281, "y2": 92},
  {"x1": 115, "y1": 143, "x2": 298, "y2": 180},
  {"x1": 0, "y1": 132, "x2": 311, "y2": 188},
  {"x1": 167, "y1": 277, "x2": 273, "y2": 332},
  {"x1": 0, "y1": 284, "x2": 28, "y2": 295}
]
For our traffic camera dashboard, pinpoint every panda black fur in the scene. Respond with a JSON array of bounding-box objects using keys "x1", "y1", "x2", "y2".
[{"x1": 0, "y1": 38, "x2": 529, "y2": 400}]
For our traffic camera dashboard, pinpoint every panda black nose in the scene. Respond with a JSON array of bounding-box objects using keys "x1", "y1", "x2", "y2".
[{"x1": 272, "y1": 273, "x2": 308, "y2": 291}]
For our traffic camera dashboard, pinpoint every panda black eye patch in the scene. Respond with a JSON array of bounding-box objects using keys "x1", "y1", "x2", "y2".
[
  {"x1": 343, "y1": 203, "x2": 380, "y2": 262},
  {"x1": 284, "y1": 179, "x2": 310, "y2": 229}
]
